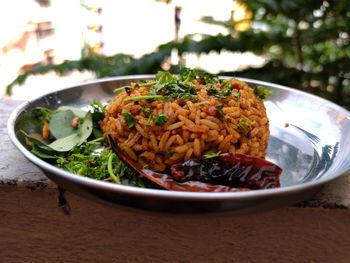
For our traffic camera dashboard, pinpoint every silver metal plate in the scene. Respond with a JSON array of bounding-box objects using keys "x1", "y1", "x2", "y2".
[{"x1": 8, "y1": 76, "x2": 350, "y2": 213}]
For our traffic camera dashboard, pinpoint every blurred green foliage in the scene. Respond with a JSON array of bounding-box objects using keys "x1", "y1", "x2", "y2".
[{"x1": 6, "y1": 0, "x2": 350, "y2": 108}]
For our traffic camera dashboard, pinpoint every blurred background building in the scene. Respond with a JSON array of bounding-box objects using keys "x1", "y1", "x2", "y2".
[{"x1": 0, "y1": 0, "x2": 262, "y2": 99}]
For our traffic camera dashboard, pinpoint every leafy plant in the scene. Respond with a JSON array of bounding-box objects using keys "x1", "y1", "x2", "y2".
[
  {"x1": 6, "y1": 1, "x2": 350, "y2": 108},
  {"x1": 19, "y1": 104, "x2": 152, "y2": 187}
]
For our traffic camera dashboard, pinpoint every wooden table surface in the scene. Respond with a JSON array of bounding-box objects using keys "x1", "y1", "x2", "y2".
[{"x1": 1, "y1": 98, "x2": 350, "y2": 263}]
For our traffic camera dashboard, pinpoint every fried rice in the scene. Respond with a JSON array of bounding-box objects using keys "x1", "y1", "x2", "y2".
[{"x1": 100, "y1": 74, "x2": 269, "y2": 172}]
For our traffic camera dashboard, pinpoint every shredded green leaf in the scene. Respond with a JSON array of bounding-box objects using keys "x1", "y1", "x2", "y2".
[
  {"x1": 32, "y1": 107, "x2": 55, "y2": 125},
  {"x1": 22, "y1": 105, "x2": 152, "y2": 188},
  {"x1": 140, "y1": 107, "x2": 153, "y2": 116},
  {"x1": 233, "y1": 91, "x2": 241, "y2": 100},
  {"x1": 107, "y1": 153, "x2": 121, "y2": 183},
  {"x1": 207, "y1": 81, "x2": 236, "y2": 99},
  {"x1": 216, "y1": 104, "x2": 224, "y2": 119},
  {"x1": 204, "y1": 151, "x2": 222, "y2": 158},
  {"x1": 122, "y1": 111, "x2": 137, "y2": 128},
  {"x1": 152, "y1": 113, "x2": 169, "y2": 126},
  {"x1": 237, "y1": 118, "x2": 256, "y2": 135},
  {"x1": 113, "y1": 86, "x2": 130, "y2": 93},
  {"x1": 124, "y1": 95, "x2": 164, "y2": 102},
  {"x1": 253, "y1": 86, "x2": 273, "y2": 100}
]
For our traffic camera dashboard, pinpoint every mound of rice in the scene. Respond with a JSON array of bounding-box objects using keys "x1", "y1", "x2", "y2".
[{"x1": 100, "y1": 76, "x2": 269, "y2": 172}]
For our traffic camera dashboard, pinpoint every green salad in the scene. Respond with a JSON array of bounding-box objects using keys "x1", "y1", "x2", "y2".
[{"x1": 19, "y1": 102, "x2": 152, "y2": 187}]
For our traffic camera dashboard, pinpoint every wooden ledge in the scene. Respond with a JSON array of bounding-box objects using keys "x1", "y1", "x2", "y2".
[{"x1": 1, "y1": 98, "x2": 350, "y2": 262}]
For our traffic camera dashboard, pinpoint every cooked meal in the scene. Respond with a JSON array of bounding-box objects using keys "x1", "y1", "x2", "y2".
[
  {"x1": 21, "y1": 67, "x2": 282, "y2": 192},
  {"x1": 100, "y1": 69, "x2": 270, "y2": 172}
]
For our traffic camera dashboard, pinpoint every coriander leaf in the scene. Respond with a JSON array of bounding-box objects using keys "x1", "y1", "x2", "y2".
[
  {"x1": 216, "y1": 104, "x2": 224, "y2": 119},
  {"x1": 140, "y1": 107, "x2": 153, "y2": 116},
  {"x1": 237, "y1": 118, "x2": 256, "y2": 135},
  {"x1": 32, "y1": 107, "x2": 55, "y2": 124},
  {"x1": 90, "y1": 101, "x2": 107, "y2": 139},
  {"x1": 207, "y1": 87, "x2": 219, "y2": 96},
  {"x1": 173, "y1": 93, "x2": 198, "y2": 101},
  {"x1": 156, "y1": 71, "x2": 175, "y2": 84},
  {"x1": 178, "y1": 65, "x2": 218, "y2": 84},
  {"x1": 90, "y1": 101, "x2": 107, "y2": 115},
  {"x1": 253, "y1": 86, "x2": 273, "y2": 100},
  {"x1": 168, "y1": 148, "x2": 173, "y2": 156},
  {"x1": 151, "y1": 70, "x2": 199, "y2": 101},
  {"x1": 122, "y1": 111, "x2": 137, "y2": 128},
  {"x1": 207, "y1": 84, "x2": 233, "y2": 99},
  {"x1": 220, "y1": 81, "x2": 232, "y2": 90},
  {"x1": 204, "y1": 151, "x2": 221, "y2": 158},
  {"x1": 145, "y1": 115, "x2": 153, "y2": 126},
  {"x1": 152, "y1": 113, "x2": 169, "y2": 126},
  {"x1": 233, "y1": 91, "x2": 241, "y2": 100}
]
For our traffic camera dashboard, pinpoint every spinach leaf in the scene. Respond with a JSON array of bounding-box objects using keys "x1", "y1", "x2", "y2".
[
  {"x1": 48, "y1": 112, "x2": 92, "y2": 152},
  {"x1": 49, "y1": 110, "x2": 78, "y2": 139},
  {"x1": 57, "y1": 106, "x2": 87, "y2": 118}
]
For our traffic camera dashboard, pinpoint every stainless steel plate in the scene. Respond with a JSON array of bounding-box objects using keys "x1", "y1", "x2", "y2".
[{"x1": 7, "y1": 76, "x2": 350, "y2": 213}]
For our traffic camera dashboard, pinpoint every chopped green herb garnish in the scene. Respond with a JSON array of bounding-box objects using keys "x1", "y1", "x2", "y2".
[
  {"x1": 121, "y1": 67, "x2": 217, "y2": 102},
  {"x1": 90, "y1": 101, "x2": 107, "y2": 138},
  {"x1": 207, "y1": 87, "x2": 219, "y2": 96},
  {"x1": 107, "y1": 153, "x2": 121, "y2": 183},
  {"x1": 253, "y1": 86, "x2": 273, "y2": 100},
  {"x1": 168, "y1": 148, "x2": 173, "y2": 156},
  {"x1": 124, "y1": 95, "x2": 165, "y2": 102},
  {"x1": 233, "y1": 91, "x2": 241, "y2": 100},
  {"x1": 152, "y1": 113, "x2": 169, "y2": 126},
  {"x1": 207, "y1": 82, "x2": 234, "y2": 99},
  {"x1": 122, "y1": 111, "x2": 137, "y2": 128},
  {"x1": 114, "y1": 86, "x2": 130, "y2": 93},
  {"x1": 220, "y1": 81, "x2": 231, "y2": 89},
  {"x1": 144, "y1": 115, "x2": 153, "y2": 126},
  {"x1": 235, "y1": 79, "x2": 247, "y2": 85},
  {"x1": 148, "y1": 70, "x2": 199, "y2": 101},
  {"x1": 55, "y1": 142, "x2": 141, "y2": 185},
  {"x1": 216, "y1": 104, "x2": 224, "y2": 119},
  {"x1": 142, "y1": 107, "x2": 154, "y2": 127},
  {"x1": 237, "y1": 118, "x2": 256, "y2": 135},
  {"x1": 204, "y1": 150, "x2": 222, "y2": 158},
  {"x1": 178, "y1": 66, "x2": 219, "y2": 84},
  {"x1": 32, "y1": 107, "x2": 55, "y2": 126},
  {"x1": 139, "y1": 81, "x2": 157, "y2": 87},
  {"x1": 140, "y1": 107, "x2": 153, "y2": 116},
  {"x1": 23, "y1": 104, "x2": 156, "y2": 188}
]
